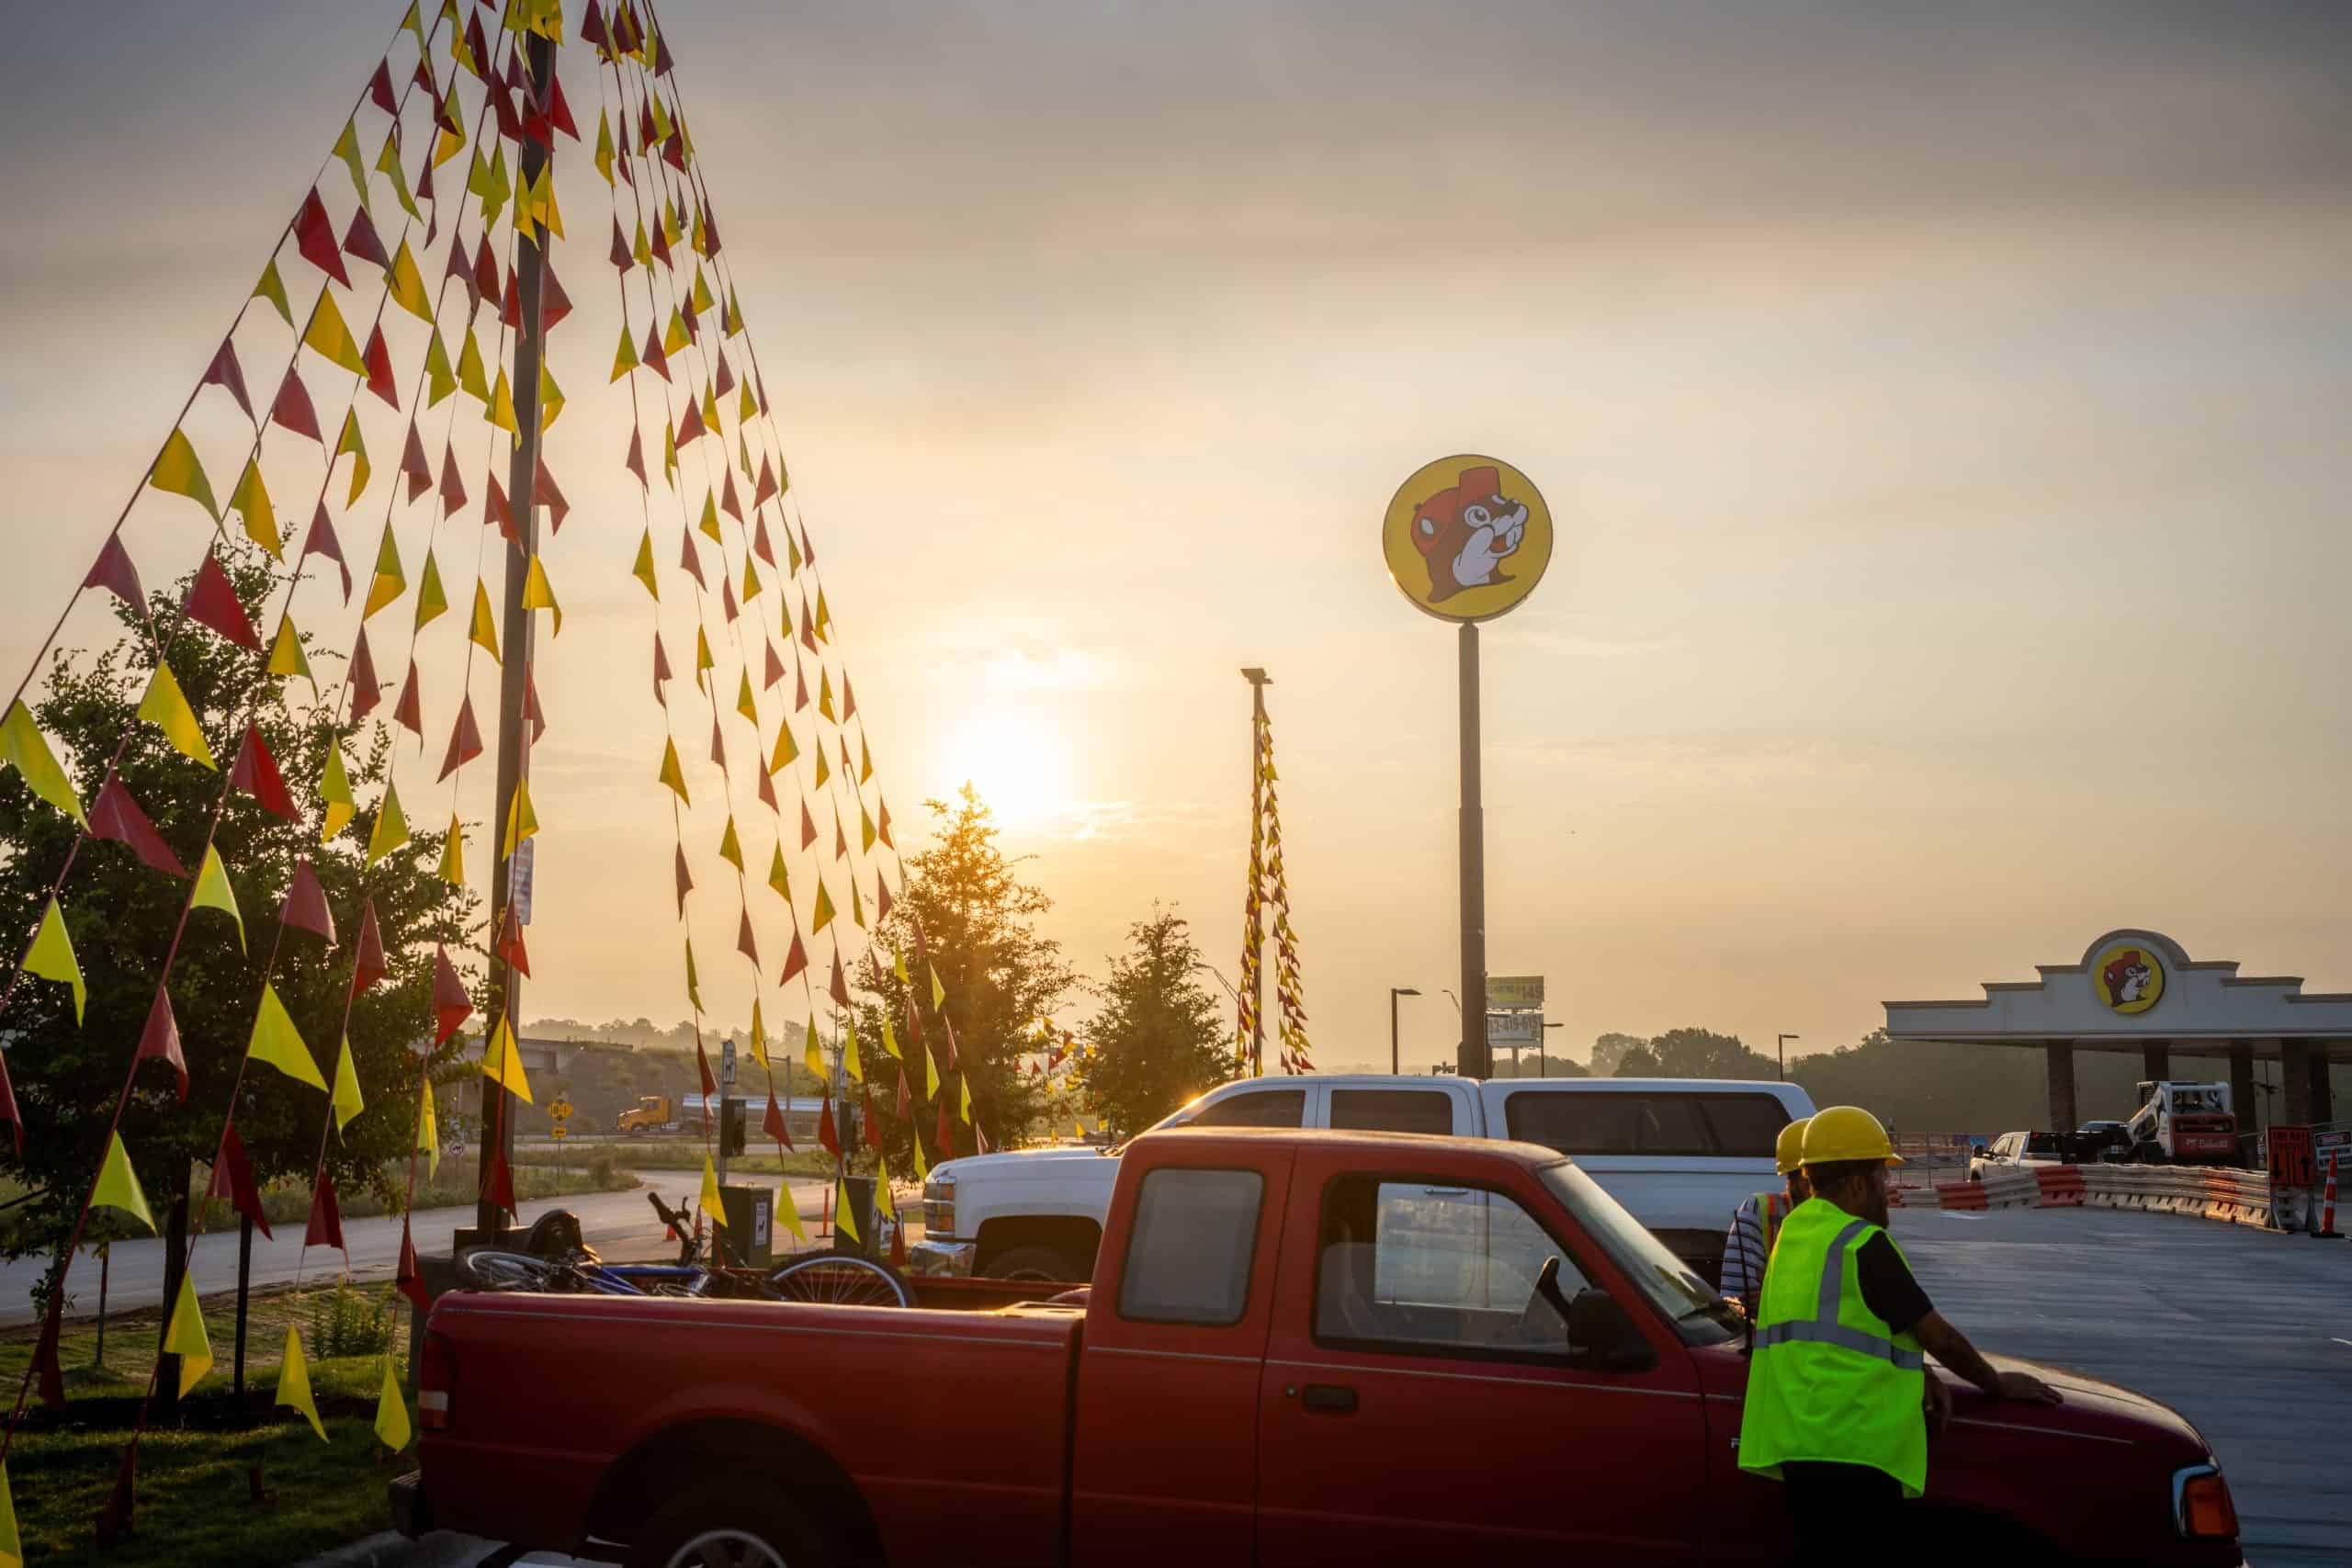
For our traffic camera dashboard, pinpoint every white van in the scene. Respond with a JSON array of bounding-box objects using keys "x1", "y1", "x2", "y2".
[{"x1": 913, "y1": 1074, "x2": 1815, "y2": 1287}]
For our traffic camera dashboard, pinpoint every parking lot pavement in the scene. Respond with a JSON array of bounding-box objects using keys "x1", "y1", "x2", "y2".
[{"x1": 1897, "y1": 1205, "x2": 2352, "y2": 1568}]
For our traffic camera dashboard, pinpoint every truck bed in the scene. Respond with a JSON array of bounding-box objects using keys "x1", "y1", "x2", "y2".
[{"x1": 420, "y1": 1290, "x2": 1082, "y2": 1562}]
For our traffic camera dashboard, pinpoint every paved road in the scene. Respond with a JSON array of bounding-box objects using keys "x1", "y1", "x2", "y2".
[{"x1": 6, "y1": 1179, "x2": 836, "y2": 1328}]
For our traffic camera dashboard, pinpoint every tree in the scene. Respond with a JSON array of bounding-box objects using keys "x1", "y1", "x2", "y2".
[
  {"x1": 856, "y1": 785, "x2": 1077, "y2": 1164},
  {"x1": 1647, "y1": 1026, "x2": 1776, "y2": 1080},
  {"x1": 1590, "y1": 1032, "x2": 1645, "y2": 1076},
  {"x1": 1076, "y1": 908, "x2": 1231, "y2": 1140},
  {"x1": 0, "y1": 548, "x2": 476, "y2": 1286},
  {"x1": 1613, "y1": 1043, "x2": 1662, "y2": 1077}
]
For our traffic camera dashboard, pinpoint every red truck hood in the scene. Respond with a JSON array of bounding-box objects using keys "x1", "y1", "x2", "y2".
[{"x1": 1961, "y1": 1351, "x2": 2208, "y2": 1451}]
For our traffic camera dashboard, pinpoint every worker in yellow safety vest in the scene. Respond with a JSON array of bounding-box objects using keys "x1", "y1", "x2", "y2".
[
  {"x1": 1738, "y1": 1105, "x2": 2062, "y2": 1550},
  {"x1": 1720, "y1": 1116, "x2": 1811, "y2": 1313}
]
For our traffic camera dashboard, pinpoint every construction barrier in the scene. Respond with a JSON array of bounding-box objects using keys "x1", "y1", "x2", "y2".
[{"x1": 1901, "y1": 1163, "x2": 2288, "y2": 1233}]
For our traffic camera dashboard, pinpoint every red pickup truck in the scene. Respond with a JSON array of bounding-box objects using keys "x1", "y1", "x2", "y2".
[{"x1": 400, "y1": 1129, "x2": 2245, "y2": 1567}]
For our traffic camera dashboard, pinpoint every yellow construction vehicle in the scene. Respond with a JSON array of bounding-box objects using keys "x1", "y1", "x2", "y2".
[{"x1": 616, "y1": 1095, "x2": 677, "y2": 1136}]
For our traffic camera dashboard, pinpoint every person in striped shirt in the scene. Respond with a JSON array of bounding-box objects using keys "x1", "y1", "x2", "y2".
[{"x1": 1720, "y1": 1116, "x2": 1811, "y2": 1311}]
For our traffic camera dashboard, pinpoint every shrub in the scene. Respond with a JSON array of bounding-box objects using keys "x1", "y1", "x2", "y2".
[{"x1": 307, "y1": 1278, "x2": 395, "y2": 1359}]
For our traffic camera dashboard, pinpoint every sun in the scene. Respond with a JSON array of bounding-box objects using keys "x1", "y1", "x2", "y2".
[{"x1": 936, "y1": 703, "x2": 1077, "y2": 830}]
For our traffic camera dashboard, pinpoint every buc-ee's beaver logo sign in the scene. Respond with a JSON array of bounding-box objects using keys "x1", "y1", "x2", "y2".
[
  {"x1": 2091, "y1": 943, "x2": 2165, "y2": 1014},
  {"x1": 1382, "y1": 454, "x2": 1554, "y2": 622}
]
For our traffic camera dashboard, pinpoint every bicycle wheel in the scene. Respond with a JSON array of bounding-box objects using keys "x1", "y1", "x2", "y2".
[
  {"x1": 764, "y1": 1252, "x2": 913, "y2": 1308},
  {"x1": 460, "y1": 1249, "x2": 566, "y2": 1292}
]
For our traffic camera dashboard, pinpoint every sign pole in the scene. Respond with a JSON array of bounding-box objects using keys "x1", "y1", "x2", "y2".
[{"x1": 1458, "y1": 623, "x2": 1489, "y2": 1080}]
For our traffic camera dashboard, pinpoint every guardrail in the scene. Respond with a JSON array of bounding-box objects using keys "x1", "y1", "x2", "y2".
[{"x1": 1894, "y1": 1162, "x2": 2289, "y2": 1233}]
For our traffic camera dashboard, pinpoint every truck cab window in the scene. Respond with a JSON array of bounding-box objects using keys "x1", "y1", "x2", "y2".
[
  {"x1": 1329, "y1": 1089, "x2": 1454, "y2": 1135},
  {"x1": 1189, "y1": 1089, "x2": 1306, "y2": 1129},
  {"x1": 1314, "y1": 1175, "x2": 1596, "y2": 1358},
  {"x1": 1117, "y1": 1168, "x2": 1264, "y2": 1325}
]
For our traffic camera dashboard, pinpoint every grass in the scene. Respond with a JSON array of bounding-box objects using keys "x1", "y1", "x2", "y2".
[{"x1": 0, "y1": 1282, "x2": 416, "y2": 1568}]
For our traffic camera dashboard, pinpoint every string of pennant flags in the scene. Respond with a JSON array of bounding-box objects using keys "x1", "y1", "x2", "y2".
[
  {"x1": 1235, "y1": 702, "x2": 1312, "y2": 1075},
  {"x1": 0, "y1": 0, "x2": 992, "y2": 1547}
]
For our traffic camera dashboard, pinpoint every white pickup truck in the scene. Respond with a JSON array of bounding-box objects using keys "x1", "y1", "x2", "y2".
[{"x1": 914, "y1": 1073, "x2": 1815, "y2": 1287}]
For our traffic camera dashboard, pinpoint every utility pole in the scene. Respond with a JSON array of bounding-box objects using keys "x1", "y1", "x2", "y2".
[
  {"x1": 1457, "y1": 626, "x2": 1489, "y2": 1079},
  {"x1": 1242, "y1": 667, "x2": 1271, "y2": 1078},
  {"x1": 475, "y1": 28, "x2": 554, "y2": 1243},
  {"x1": 1778, "y1": 1033, "x2": 1799, "y2": 1083},
  {"x1": 1390, "y1": 987, "x2": 1421, "y2": 1076}
]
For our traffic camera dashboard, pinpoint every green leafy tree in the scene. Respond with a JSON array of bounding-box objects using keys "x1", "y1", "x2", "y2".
[
  {"x1": 1647, "y1": 1026, "x2": 1776, "y2": 1080},
  {"x1": 1612, "y1": 1042, "x2": 1662, "y2": 1077},
  {"x1": 1589, "y1": 1032, "x2": 1645, "y2": 1076},
  {"x1": 1075, "y1": 908, "x2": 1231, "y2": 1140},
  {"x1": 0, "y1": 548, "x2": 476, "y2": 1285}
]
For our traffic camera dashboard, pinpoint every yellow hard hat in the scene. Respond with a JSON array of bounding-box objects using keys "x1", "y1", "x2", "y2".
[
  {"x1": 1774, "y1": 1117, "x2": 1813, "y2": 1176},
  {"x1": 1802, "y1": 1105, "x2": 1905, "y2": 1167}
]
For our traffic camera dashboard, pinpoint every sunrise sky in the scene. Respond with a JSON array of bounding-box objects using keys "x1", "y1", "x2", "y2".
[{"x1": 4, "y1": 1, "x2": 2348, "y2": 1074}]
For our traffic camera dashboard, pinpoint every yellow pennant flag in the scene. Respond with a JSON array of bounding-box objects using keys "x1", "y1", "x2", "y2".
[
  {"x1": 521, "y1": 555, "x2": 562, "y2": 636},
  {"x1": 488, "y1": 367, "x2": 519, "y2": 437},
  {"x1": 696, "y1": 491, "x2": 720, "y2": 543},
  {"x1": 138, "y1": 661, "x2": 216, "y2": 769},
  {"x1": 375, "y1": 1355, "x2": 413, "y2": 1451},
  {"x1": 931, "y1": 964, "x2": 947, "y2": 1010},
  {"x1": 663, "y1": 309, "x2": 690, "y2": 355},
  {"x1": 254, "y1": 259, "x2": 293, "y2": 327},
  {"x1": 418, "y1": 1077, "x2": 442, "y2": 1181},
  {"x1": 539, "y1": 364, "x2": 565, "y2": 431},
  {"x1": 691, "y1": 267, "x2": 717, "y2": 317},
  {"x1": 388, "y1": 240, "x2": 434, "y2": 322},
  {"x1": 769, "y1": 720, "x2": 799, "y2": 773},
  {"x1": 958, "y1": 1073, "x2": 975, "y2": 1124},
  {"x1": 305, "y1": 291, "x2": 368, "y2": 378},
  {"x1": 750, "y1": 1002, "x2": 769, "y2": 1068},
  {"x1": 910, "y1": 1129, "x2": 929, "y2": 1181},
  {"x1": 741, "y1": 555, "x2": 762, "y2": 603},
  {"x1": 330, "y1": 1034, "x2": 366, "y2": 1134},
  {"x1": 424, "y1": 329, "x2": 458, "y2": 407},
  {"x1": 367, "y1": 779, "x2": 410, "y2": 866},
  {"x1": 530, "y1": 162, "x2": 564, "y2": 240},
  {"x1": 503, "y1": 777, "x2": 537, "y2": 859},
  {"x1": 594, "y1": 109, "x2": 616, "y2": 186},
  {"x1": 684, "y1": 938, "x2": 704, "y2": 1014},
  {"x1": 151, "y1": 428, "x2": 220, "y2": 518},
  {"x1": 818, "y1": 670, "x2": 836, "y2": 722},
  {"x1": 631, "y1": 219, "x2": 652, "y2": 269},
  {"x1": 268, "y1": 618, "x2": 313, "y2": 685},
  {"x1": 736, "y1": 671, "x2": 757, "y2": 725},
  {"x1": 415, "y1": 550, "x2": 448, "y2": 628},
  {"x1": 336, "y1": 410, "x2": 371, "y2": 507},
  {"x1": 250, "y1": 982, "x2": 326, "y2": 1090},
  {"x1": 92, "y1": 1131, "x2": 155, "y2": 1233},
  {"x1": 165, "y1": 1269, "x2": 214, "y2": 1398},
  {"x1": 658, "y1": 738, "x2": 690, "y2": 805},
  {"x1": 893, "y1": 946, "x2": 911, "y2": 986},
  {"x1": 457, "y1": 330, "x2": 490, "y2": 404},
  {"x1": 2, "y1": 700, "x2": 87, "y2": 829},
  {"x1": 812, "y1": 746, "x2": 831, "y2": 792},
  {"x1": 803, "y1": 1019, "x2": 823, "y2": 1080},
  {"x1": 320, "y1": 745, "x2": 356, "y2": 841},
  {"x1": 922, "y1": 1038, "x2": 941, "y2": 1098},
  {"x1": 701, "y1": 1154, "x2": 726, "y2": 1227},
  {"x1": 842, "y1": 1014, "x2": 863, "y2": 1082},
  {"x1": 631, "y1": 528, "x2": 659, "y2": 599},
  {"x1": 861, "y1": 806, "x2": 878, "y2": 854},
  {"x1": 810, "y1": 878, "x2": 836, "y2": 934},
  {"x1": 469, "y1": 581, "x2": 500, "y2": 663},
  {"x1": 364, "y1": 526, "x2": 404, "y2": 618},
  {"x1": 740, "y1": 379, "x2": 758, "y2": 425},
  {"x1": 435, "y1": 814, "x2": 464, "y2": 888},
  {"x1": 192, "y1": 845, "x2": 244, "y2": 949},
  {"x1": 483, "y1": 1016, "x2": 534, "y2": 1103},
  {"x1": 775, "y1": 1183, "x2": 808, "y2": 1245},
  {"x1": 833, "y1": 1172, "x2": 860, "y2": 1245},
  {"x1": 852, "y1": 877, "x2": 865, "y2": 931},
  {"x1": 718, "y1": 816, "x2": 744, "y2": 872},
  {"x1": 277, "y1": 1325, "x2": 326, "y2": 1439},
  {"x1": 703, "y1": 385, "x2": 723, "y2": 438},
  {"x1": 694, "y1": 628, "x2": 714, "y2": 688},
  {"x1": 378, "y1": 130, "x2": 422, "y2": 221},
  {"x1": 23, "y1": 898, "x2": 85, "y2": 1023},
  {"x1": 332, "y1": 117, "x2": 368, "y2": 207},
  {"x1": 766, "y1": 845, "x2": 791, "y2": 902},
  {"x1": 880, "y1": 1013, "x2": 904, "y2": 1063},
  {"x1": 230, "y1": 457, "x2": 279, "y2": 560},
  {"x1": 875, "y1": 1152, "x2": 898, "y2": 1222},
  {"x1": 610, "y1": 322, "x2": 639, "y2": 382}
]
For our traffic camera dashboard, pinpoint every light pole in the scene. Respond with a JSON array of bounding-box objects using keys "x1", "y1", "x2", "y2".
[
  {"x1": 1390, "y1": 988, "x2": 1421, "y2": 1076},
  {"x1": 1542, "y1": 1020, "x2": 1562, "y2": 1078},
  {"x1": 1777, "y1": 1033, "x2": 1799, "y2": 1083},
  {"x1": 1193, "y1": 961, "x2": 1243, "y2": 1010}
]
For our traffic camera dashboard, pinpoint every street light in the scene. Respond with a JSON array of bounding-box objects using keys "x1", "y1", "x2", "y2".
[
  {"x1": 1777, "y1": 1033, "x2": 1799, "y2": 1083},
  {"x1": 1192, "y1": 961, "x2": 1242, "y2": 1007},
  {"x1": 1542, "y1": 1021, "x2": 1563, "y2": 1079},
  {"x1": 1390, "y1": 988, "x2": 1422, "y2": 1076}
]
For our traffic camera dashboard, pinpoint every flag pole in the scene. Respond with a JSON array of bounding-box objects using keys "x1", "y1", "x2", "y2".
[{"x1": 1243, "y1": 667, "x2": 1270, "y2": 1077}]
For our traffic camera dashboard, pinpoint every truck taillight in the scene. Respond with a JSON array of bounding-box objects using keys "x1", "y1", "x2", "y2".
[
  {"x1": 2175, "y1": 1465, "x2": 2237, "y2": 1540},
  {"x1": 418, "y1": 1330, "x2": 455, "y2": 1432}
]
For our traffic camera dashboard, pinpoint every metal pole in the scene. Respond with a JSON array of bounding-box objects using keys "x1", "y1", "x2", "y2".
[
  {"x1": 94, "y1": 1242, "x2": 107, "y2": 1367},
  {"x1": 478, "y1": 29, "x2": 555, "y2": 1241},
  {"x1": 232, "y1": 1212, "x2": 253, "y2": 1405},
  {"x1": 1243, "y1": 669, "x2": 1271, "y2": 1078},
  {"x1": 1391, "y1": 989, "x2": 1400, "y2": 1077},
  {"x1": 1457, "y1": 624, "x2": 1489, "y2": 1079}
]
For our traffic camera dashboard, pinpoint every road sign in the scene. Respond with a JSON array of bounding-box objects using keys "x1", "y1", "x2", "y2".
[
  {"x1": 1487, "y1": 1011, "x2": 1545, "y2": 1046},
  {"x1": 1487, "y1": 976, "x2": 1545, "y2": 1010},
  {"x1": 549, "y1": 1122, "x2": 569, "y2": 1141},
  {"x1": 546, "y1": 1096, "x2": 574, "y2": 1122},
  {"x1": 1382, "y1": 456, "x2": 1554, "y2": 624},
  {"x1": 720, "y1": 1039, "x2": 738, "y2": 1087}
]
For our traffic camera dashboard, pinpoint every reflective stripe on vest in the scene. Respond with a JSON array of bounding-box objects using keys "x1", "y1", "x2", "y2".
[{"x1": 1753, "y1": 1219, "x2": 1926, "y2": 1371}]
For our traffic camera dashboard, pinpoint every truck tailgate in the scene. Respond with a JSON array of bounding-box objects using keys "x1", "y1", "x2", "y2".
[{"x1": 422, "y1": 1292, "x2": 1080, "y2": 1562}]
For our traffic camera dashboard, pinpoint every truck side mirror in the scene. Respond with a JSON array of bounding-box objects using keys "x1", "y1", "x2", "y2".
[{"x1": 1567, "y1": 1289, "x2": 1655, "y2": 1373}]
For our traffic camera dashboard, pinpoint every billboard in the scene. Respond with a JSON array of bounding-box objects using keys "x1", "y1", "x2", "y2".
[
  {"x1": 1487, "y1": 1011, "x2": 1545, "y2": 1046},
  {"x1": 1487, "y1": 975, "x2": 1544, "y2": 1010}
]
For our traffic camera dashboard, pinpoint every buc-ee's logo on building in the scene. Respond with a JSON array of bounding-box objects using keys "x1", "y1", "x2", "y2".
[
  {"x1": 1382, "y1": 455, "x2": 1554, "y2": 623},
  {"x1": 2092, "y1": 944, "x2": 2165, "y2": 1014}
]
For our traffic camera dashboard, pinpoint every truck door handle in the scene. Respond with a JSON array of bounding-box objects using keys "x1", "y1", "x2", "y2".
[{"x1": 1301, "y1": 1383, "x2": 1358, "y2": 1415}]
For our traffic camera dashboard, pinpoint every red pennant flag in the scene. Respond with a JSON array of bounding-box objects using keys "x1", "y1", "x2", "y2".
[
  {"x1": 754, "y1": 765, "x2": 777, "y2": 812},
  {"x1": 535, "y1": 456, "x2": 569, "y2": 532},
  {"x1": 482, "y1": 1144, "x2": 516, "y2": 1218},
  {"x1": 98, "y1": 1440, "x2": 137, "y2": 1544},
  {"x1": 762, "y1": 639, "x2": 786, "y2": 691},
  {"x1": 368, "y1": 58, "x2": 398, "y2": 115},
  {"x1": 433, "y1": 943, "x2": 472, "y2": 1043},
  {"x1": 439, "y1": 694, "x2": 483, "y2": 781},
  {"x1": 720, "y1": 575, "x2": 739, "y2": 623},
  {"x1": 32, "y1": 1290, "x2": 65, "y2": 1414},
  {"x1": 207, "y1": 1121, "x2": 271, "y2": 1237},
  {"x1": 84, "y1": 533, "x2": 149, "y2": 620},
  {"x1": 676, "y1": 398, "x2": 706, "y2": 446},
  {"x1": 396, "y1": 1213, "x2": 428, "y2": 1311},
  {"x1": 650, "y1": 213, "x2": 673, "y2": 268},
  {"x1": 752, "y1": 514, "x2": 777, "y2": 568},
  {"x1": 624, "y1": 426, "x2": 648, "y2": 486},
  {"x1": 361, "y1": 321, "x2": 399, "y2": 406},
  {"x1": 464, "y1": 11, "x2": 492, "y2": 84},
  {"x1": 641, "y1": 322, "x2": 669, "y2": 381},
  {"x1": 488, "y1": 80, "x2": 522, "y2": 145},
  {"x1": 349, "y1": 626, "x2": 382, "y2": 722},
  {"x1": 876, "y1": 878, "x2": 893, "y2": 922},
  {"x1": 305, "y1": 504, "x2": 351, "y2": 599},
  {"x1": 438, "y1": 441, "x2": 469, "y2": 515},
  {"x1": 679, "y1": 530, "x2": 707, "y2": 589},
  {"x1": 581, "y1": 0, "x2": 609, "y2": 50},
  {"x1": 203, "y1": 340, "x2": 254, "y2": 422},
  {"x1": 662, "y1": 129, "x2": 687, "y2": 173},
  {"x1": 279, "y1": 858, "x2": 336, "y2": 942},
  {"x1": 540, "y1": 263, "x2": 572, "y2": 332},
  {"x1": 892, "y1": 1217, "x2": 908, "y2": 1269},
  {"x1": 818, "y1": 1092, "x2": 839, "y2": 1156},
  {"x1": 521, "y1": 106, "x2": 554, "y2": 150},
  {"x1": 714, "y1": 352, "x2": 735, "y2": 396},
  {"x1": 473, "y1": 235, "x2": 500, "y2": 304},
  {"x1": 778, "y1": 927, "x2": 808, "y2": 987},
  {"x1": 393, "y1": 660, "x2": 424, "y2": 737},
  {"x1": 128, "y1": 985, "x2": 189, "y2": 1101},
  {"x1": 185, "y1": 551, "x2": 259, "y2": 647},
  {"x1": 896, "y1": 1069, "x2": 912, "y2": 1122},
  {"x1": 638, "y1": 100, "x2": 655, "y2": 153},
  {"x1": 484, "y1": 474, "x2": 514, "y2": 540},
  {"x1": 609, "y1": 215, "x2": 633, "y2": 272},
  {"x1": 401, "y1": 422, "x2": 433, "y2": 502},
  {"x1": 352, "y1": 898, "x2": 387, "y2": 994},
  {"x1": 295, "y1": 187, "x2": 352, "y2": 287},
  {"x1": 829, "y1": 952, "x2": 851, "y2": 1009},
  {"x1": 864, "y1": 1087, "x2": 883, "y2": 1149},
  {"x1": 842, "y1": 676, "x2": 858, "y2": 720},
  {"x1": 736, "y1": 908, "x2": 759, "y2": 966},
  {"x1": 754, "y1": 456, "x2": 779, "y2": 507},
  {"x1": 88, "y1": 773, "x2": 184, "y2": 875},
  {"x1": 272, "y1": 366, "x2": 324, "y2": 442},
  {"x1": 495, "y1": 906, "x2": 530, "y2": 978},
  {"x1": 344, "y1": 206, "x2": 392, "y2": 274},
  {"x1": 799, "y1": 524, "x2": 817, "y2": 570},
  {"x1": 798, "y1": 798, "x2": 818, "y2": 850},
  {"x1": 501, "y1": 265, "x2": 521, "y2": 330},
  {"x1": 791, "y1": 663, "x2": 810, "y2": 714},
  {"x1": 674, "y1": 843, "x2": 692, "y2": 915},
  {"x1": 697, "y1": 1041, "x2": 718, "y2": 1098},
  {"x1": 876, "y1": 799, "x2": 894, "y2": 851},
  {"x1": 228, "y1": 720, "x2": 296, "y2": 818},
  {"x1": 525, "y1": 660, "x2": 547, "y2": 743},
  {"x1": 305, "y1": 1172, "x2": 347, "y2": 1254},
  {"x1": 548, "y1": 72, "x2": 580, "y2": 138},
  {"x1": 703, "y1": 207, "x2": 722, "y2": 256},
  {"x1": 720, "y1": 470, "x2": 741, "y2": 522},
  {"x1": 708, "y1": 716, "x2": 726, "y2": 768}
]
